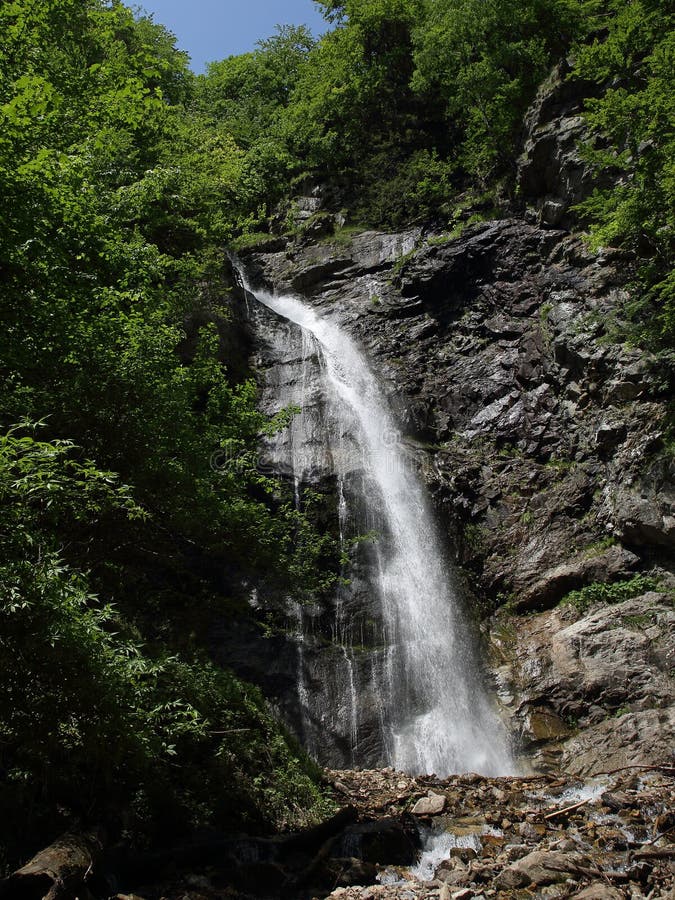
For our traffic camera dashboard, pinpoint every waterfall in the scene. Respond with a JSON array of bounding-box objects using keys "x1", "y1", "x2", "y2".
[{"x1": 237, "y1": 267, "x2": 514, "y2": 777}]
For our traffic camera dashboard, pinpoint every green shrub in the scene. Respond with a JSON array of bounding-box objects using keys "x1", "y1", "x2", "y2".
[
  {"x1": 561, "y1": 574, "x2": 660, "y2": 615},
  {"x1": 230, "y1": 231, "x2": 279, "y2": 252}
]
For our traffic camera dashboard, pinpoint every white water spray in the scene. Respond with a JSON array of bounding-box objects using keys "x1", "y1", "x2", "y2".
[{"x1": 239, "y1": 268, "x2": 513, "y2": 776}]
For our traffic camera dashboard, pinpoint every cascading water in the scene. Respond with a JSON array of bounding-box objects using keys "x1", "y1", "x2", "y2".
[{"x1": 237, "y1": 266, "x2": 514, "y2": 777}]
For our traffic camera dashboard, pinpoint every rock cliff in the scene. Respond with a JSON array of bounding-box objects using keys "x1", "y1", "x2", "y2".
[{"x1": 225, "y1": 71, "x2": 674, "y2": 774}]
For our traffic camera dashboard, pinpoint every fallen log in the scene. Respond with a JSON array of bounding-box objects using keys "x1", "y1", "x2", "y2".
[
  {"x1": 634, "y1": 847, "x2": 675, "y2": 861},
  {"x1": 0, "y1": 833, "x2": 102, "y2": 900}
]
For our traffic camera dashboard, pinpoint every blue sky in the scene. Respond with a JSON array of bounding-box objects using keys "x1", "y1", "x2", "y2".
[{"x1": 137, "y1": 0, "x2": 329, "y2": 73}]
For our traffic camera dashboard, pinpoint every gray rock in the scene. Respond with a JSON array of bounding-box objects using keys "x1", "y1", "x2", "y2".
[
  {"x1": 572, "y1": 884, "x2": 627, "y2": 899},
  {"x1": 517, "y1": 63, "x2": 603, "y2": 228},
  {"x1": 595, "y1": 420, "x2": 627, "y2": 450},
  {"x1": 562, "y1": 707, "x2": 675, "y2": 776},
  {"x1": 449, "y1": 890, "x2": 472, "y2": 900},
  {"x1": 514, "y1": 545, "x2": 640, "y2": 612},
  {"x1": 610, "y1": 479, "x2": 675, "y2": 551},
  {"x1": 411, "y1": 792, "x2": 446, "y2": 815},
  {"x1": 494, "y1": 593, "x2": 675, "y2": 768}
]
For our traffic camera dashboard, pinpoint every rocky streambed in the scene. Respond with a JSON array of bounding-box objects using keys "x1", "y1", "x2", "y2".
[
  {"x1": 121, "y1": 765, "x2": 674, "y2": 900},
  {"x1": 319, "y1": 767, "x2": 675, "y2": 900}
]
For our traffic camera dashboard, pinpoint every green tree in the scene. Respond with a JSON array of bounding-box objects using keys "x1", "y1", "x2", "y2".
[
  {"x1": 0, "y1": 0, "x2": 335, "y2": 861},
  {"x1": 282, "y1": 0, "x2": 424, "y2": 173},
  {"x1": 412, "y1": 0, "x2": 580, "y2": 179},
  {"x1": 572, "y1": 0, "x2": 675, "y2": 346},
  {"x1": 198, "y1": 25, "x2": 315, "y2": 147}
]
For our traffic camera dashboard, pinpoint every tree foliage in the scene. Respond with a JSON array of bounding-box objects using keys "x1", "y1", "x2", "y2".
[
  {"x1": 412, "y1": 0, "x2": 579, "y2": 178},
  {"x1": 0, "y1": 0, "x2": 334, "y2": 863},
  {"x1": 195, "y1": 0, "x2": 583, "y2": 224},
  {"x1": 0, "y1": 431, "x2": 327, "y2": 851},
  {"x1": 572, "y1": 0, "x2": 675, "y2": 347}
]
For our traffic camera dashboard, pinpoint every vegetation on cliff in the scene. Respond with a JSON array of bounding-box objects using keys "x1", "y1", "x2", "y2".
[
  {"x1": 573, "y1": 0, "x2": 674, "y2": 350},
  {"x1": 0, "y1": 0, "x2": 672, "y2": 870}
]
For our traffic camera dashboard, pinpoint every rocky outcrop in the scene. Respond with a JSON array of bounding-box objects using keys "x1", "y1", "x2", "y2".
[
  {"x1": 514, "y1": 545, "x2": 640, "y2": 613},
  {"x1": 243, "y1": 216, "x2": 673, "y2": 592},
  {"x1": 516, "y1": 61, "x2": 608, "y2": 228},
  {"x1": 224, "y1": 63, "x2": 675, "y2": 774},
  {"x1": 492, "y1": 591, "x2": 675, "y2": 772}
]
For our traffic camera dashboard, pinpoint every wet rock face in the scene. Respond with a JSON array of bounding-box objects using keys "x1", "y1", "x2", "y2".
[
  {"x1": 245, "y1": 219, "x2": 673, "y2": 597},
  {"x1": 237, "y1": 205, "x2": 674, "y2": 769},
  {"x1": 215, "y1": 296, "x2": 395, "y2": 768}
]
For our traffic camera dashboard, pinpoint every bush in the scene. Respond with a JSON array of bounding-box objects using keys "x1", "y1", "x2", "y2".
[{"x1": 561, "y1": 574, "x2": 661, "y2": 615}]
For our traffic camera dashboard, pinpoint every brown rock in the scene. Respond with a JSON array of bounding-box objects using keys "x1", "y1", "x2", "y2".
[
  {"x1": 493, "y1": 866, "x2": 532, "y2": 889},
  {"x1": 437, "y1": 868, "x2": 471, "y2": 889},
  {"x1": 512, "y1": 849, "x2": 590, "y2": 885},
  {"x1": 446, "y1": 848, "x2": 475, "y2": 864},
  {"x1": 572, "y1": 885, "x2": 625, "y2": 899}
]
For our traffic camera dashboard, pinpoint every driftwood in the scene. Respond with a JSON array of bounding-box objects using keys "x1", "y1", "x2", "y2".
[
  {"x1": 634, "y1": 848, "x2": 675, "y2": 861},
  {"x1": 543, "y1": 798, "x2": 591, "y2": 820},
  {"x1": 0, "y1": 833, "x2": 102, "y2": 900},
  {"x1": 645, "y1": 825, "x2": 675, "y2": 846}
]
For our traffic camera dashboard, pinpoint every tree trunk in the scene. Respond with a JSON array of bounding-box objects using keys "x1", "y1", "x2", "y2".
[{"x1": 0, "y1": 834, "x2": 102, "y2": 900}]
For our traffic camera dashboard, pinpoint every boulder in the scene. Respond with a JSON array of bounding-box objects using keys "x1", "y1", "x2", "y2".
[
  {"x1": 336, "y1": 819, "x2": 420, "y2": 866},
  {"x1": 411, "y1": 792, "x2": 446, "y2": 816},
  {"x1": 611, "y1": 484, "x2": 675, "y2": 552},
  {"x1": 328, "y1": 858, "x2": 379, "y2": 887},
  {"x1": 493, "y1": 865, "x2": 532, "y2": 889},
  {"x1": 510, "y1": 849, "x2": 591, "y2": 885}
]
